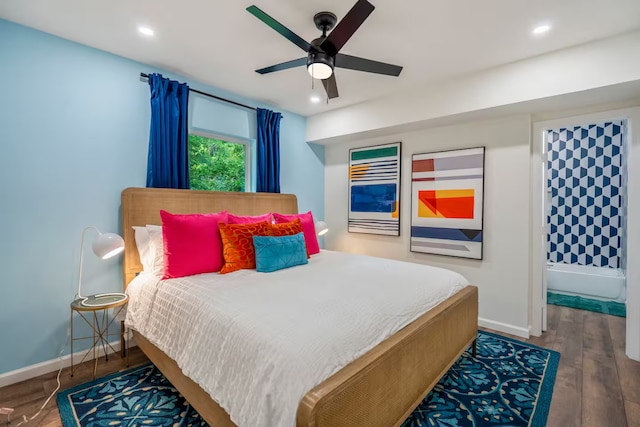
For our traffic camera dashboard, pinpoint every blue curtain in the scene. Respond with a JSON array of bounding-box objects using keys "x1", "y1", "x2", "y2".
[
  {"x1": 256, "y1": 108, "x2": 283, "y2": 193},
  {"x1": 146, "y1": 73, "x2": 190, "y2": 189}
]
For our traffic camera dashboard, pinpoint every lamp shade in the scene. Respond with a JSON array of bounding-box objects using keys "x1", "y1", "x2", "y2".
[
  {"x1": 92, "y1": 232, "x2": 125, "y2": 259},
  {"x1": 315, "y1": 220, "x2": 329, "y2": 236}
]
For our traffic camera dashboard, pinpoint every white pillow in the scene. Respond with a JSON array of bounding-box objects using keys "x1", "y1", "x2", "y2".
[
  {"x1": 146, "y1": 225, "x2": 165, "y2": 277},
  {"x1": 132, "y1": 225, "x2": 163, "y2": 276}
]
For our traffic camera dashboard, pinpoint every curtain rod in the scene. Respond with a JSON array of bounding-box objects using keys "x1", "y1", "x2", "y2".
[{"x1": 140, "y1": 72, "x2": 256, "y2": 111}]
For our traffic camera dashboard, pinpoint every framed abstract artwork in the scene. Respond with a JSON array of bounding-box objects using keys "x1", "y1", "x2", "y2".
[
  {"x1": 348, "y1": 142, "x2": 401, "y2": 235},
  {"x1": 410, "y1": 147, "x2": 485, "y2": 259}
]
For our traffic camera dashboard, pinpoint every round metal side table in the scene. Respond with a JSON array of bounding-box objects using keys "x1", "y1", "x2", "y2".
[{"x1": 70, "y1": 294, "x2": 129, "y2": 379}]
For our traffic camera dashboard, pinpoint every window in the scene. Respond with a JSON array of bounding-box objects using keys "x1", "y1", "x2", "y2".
[{"x1": 188, "y1": 134, "x2": 248, "y2": 192}]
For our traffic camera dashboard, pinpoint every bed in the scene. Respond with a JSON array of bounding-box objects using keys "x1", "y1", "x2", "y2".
[{"x1": 121, "y1": 186, "x2": 478, "y2": 427}]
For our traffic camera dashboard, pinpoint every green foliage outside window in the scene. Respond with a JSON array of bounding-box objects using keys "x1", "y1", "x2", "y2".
[{"x1": 189, "y1": 134, "x2": 246, "y2": 192}]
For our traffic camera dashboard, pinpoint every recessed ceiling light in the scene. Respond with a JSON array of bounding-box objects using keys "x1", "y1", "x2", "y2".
[
  {"x1": 532, "y1": 24, "x2": 551, "y2": 35},
  {"x1": 138, "y1": 26, "x2": 155, "y2": 37},
  {"x1": 310, "y1": 95, "x2": 321, "y2": 104}
]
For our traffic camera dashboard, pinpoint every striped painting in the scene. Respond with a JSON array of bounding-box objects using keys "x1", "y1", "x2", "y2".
[
  {"x1": 349, "y1": 142, "x2": 401, "y2": 235},
  {"x1": 411, "y1": 147, "x2": 485, "y2": 259}
]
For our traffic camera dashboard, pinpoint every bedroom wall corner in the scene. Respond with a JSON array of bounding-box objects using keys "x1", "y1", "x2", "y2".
[
  {"x1": 324, "y1": 115, "x2": 532, "y2": 336},
  {"x1": 280, "y1": 116, "x2": 325, "y2": 226}
]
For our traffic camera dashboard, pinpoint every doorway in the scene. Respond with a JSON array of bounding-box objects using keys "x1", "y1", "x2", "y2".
[{"x1": 531, "y1": 108, "x2": 640, "y2": 362}]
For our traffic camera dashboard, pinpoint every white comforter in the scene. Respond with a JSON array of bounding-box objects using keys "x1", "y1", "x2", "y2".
[{"x1": 125, "y1": 250, "x2": 468, "y2": 427}]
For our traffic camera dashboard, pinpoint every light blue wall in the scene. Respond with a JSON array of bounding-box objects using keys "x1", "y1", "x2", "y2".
[{"x1": 0, "y1": 19, "x2": 324, "y2": 375}]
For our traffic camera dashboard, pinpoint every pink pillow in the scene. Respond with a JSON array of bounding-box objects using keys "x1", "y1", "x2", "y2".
[
  {"x1": 228, "y1": 213, "x2": 272, "y2": 224},
  {"x1": 273, "y1": 211, "x2": 320, "y2": 255},
  {"x1": 160, "y1": 210, "x2": 228, "y2": 279}
]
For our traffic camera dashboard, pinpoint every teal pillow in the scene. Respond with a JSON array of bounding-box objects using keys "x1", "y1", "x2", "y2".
[{"x1": 253, "y1": 233, "x2": 309, "y2": 273}]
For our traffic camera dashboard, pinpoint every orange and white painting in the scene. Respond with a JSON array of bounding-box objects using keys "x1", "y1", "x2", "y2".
[{"x1": 411, "y1": 147, "x2": 485, "y2": 259}]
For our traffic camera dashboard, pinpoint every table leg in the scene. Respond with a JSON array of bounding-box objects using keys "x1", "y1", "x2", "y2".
[
  {"x1": 103, "y1": 310, "x2": 109, "y2": 362},
  {"x1": 70, "y1": 308, "x2": 74, "y2": 377},
  {"x1": 93, "y1": 311, "x2": 97, "y2": 379}
]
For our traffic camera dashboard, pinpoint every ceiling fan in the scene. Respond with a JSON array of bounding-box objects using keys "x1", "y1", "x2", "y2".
[{"x1": 246, "y1": 0, "x2": 403, "y2": 100}]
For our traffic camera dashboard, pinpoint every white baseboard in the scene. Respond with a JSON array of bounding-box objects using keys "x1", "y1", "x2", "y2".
[
  {"x1": 0, "y1": 339, "x2": 137, "y2": 388},
  {"x1": 479, "y1": 317, "x2": 530, "y2": 339}
]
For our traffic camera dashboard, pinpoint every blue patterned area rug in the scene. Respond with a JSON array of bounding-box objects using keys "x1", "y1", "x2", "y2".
[
  {"x1": 403, "y1": 331, "x2": 559, "y2": 426},
  {"x1": 57, "y1": 331, "x2": 559, "y2": 427}
]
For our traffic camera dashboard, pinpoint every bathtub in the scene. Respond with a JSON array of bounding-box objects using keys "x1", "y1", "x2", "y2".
[{"x1": 547, "y1": 263, "x2": 626, "y2": 303}]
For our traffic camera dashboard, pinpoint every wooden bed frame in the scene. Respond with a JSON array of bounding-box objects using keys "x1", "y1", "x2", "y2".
[{"x1": 121, "y1": 187, "x2": 478, "y2": 427}]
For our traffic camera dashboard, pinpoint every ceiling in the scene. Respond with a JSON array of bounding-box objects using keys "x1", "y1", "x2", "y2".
[{"x1": 2, "y1": 0, "x2": 640, "y2": 117}]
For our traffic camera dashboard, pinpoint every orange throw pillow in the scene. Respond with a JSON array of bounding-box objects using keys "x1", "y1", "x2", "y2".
[
  {"x1": 269, "y1": 218, "x2": 302, "y2": 236},
  {"x1": 269, "y1": 219, "x2": 309, "y2": 258},
  {"x1": 219, "y1": 221, "x2": 271, "y2": 274}
]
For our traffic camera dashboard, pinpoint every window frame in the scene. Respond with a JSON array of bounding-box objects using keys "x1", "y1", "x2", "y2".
[{"x1": 188, "y1": 130, "x2": 251, "y2": 193}]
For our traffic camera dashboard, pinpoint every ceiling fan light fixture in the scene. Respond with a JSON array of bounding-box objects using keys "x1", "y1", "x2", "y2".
[
  {"x1": 307, "y1": 51, "x2": 334, "y2": 80},
  {"x1": 307, "y1": 63, "x2": 333, "y2": 80}
]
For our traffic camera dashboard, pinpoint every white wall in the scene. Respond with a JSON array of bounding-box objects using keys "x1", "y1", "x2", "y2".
[{"x1": 325, "y1": 115, "x2": 532, "y2": 337}]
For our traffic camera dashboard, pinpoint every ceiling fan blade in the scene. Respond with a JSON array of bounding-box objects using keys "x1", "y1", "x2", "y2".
[
  {"x1": 322, "y1": 74, "x2": 339, "y2": 99},
  {"x1": 335, "y1": 54, "x2": 403, "y2": 76},
  {"x1": 256, "y1": 58, "x2": 307, "y2": 74},
  {"x1": 247, "y1": 5, "x2": 311, "y2": 52},
  {"x1": 320, "y1": 0, "x2": 375, "y2": 57}
]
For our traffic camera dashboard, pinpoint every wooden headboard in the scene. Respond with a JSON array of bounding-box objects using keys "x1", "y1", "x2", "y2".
[{"x1": 121, "y1": 187, "x2": 298, "y2": 289}]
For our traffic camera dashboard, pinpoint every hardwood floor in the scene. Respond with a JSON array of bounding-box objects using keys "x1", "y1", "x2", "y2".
[
  {"x1": 484, "y1": 304, "x2": 640, "y2": 427},
  {"x1": 0, "y1": 348, "x2": 149, "y2": 427},
  {"x1": 1, "y1": 304, "x2": 638, "y2": 426}
]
